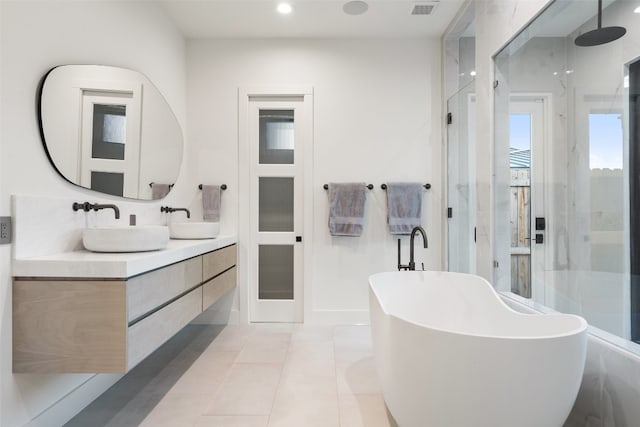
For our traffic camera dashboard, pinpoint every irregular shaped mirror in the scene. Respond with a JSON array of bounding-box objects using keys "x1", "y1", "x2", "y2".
[{"x1": 38, "y1": 65, "x2": 183, "y2": 200}]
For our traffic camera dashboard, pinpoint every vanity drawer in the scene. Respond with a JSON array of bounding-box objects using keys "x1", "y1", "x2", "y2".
[
  {"x1": 127, "y1": 256, "x2": 202, "y2": 322},
  {"x1": 13, "y1": 280, "x2": 127, "y2": 373},
  {"x1": 203, "y1": 244, "x2": 236, "y2": 281},
  {"x1": 127, "y1": 286, "x2": 202, "y2": 369},
  {"x1": 203, "y1": 266, "x2": 237, "y2": 310}
]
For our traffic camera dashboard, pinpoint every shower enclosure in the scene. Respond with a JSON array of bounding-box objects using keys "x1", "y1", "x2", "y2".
[{"x1": 493, "y1": 0, "x2": 638, "y2": 344}]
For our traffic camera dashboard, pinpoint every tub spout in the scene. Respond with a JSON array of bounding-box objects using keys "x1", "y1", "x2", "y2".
[{"x1": 409, "y1": 226, "x2": 427, "y2": 271}]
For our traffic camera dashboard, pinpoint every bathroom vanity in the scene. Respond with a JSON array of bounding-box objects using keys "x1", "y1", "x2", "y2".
[{"x1": 12, "y1": 238, "x2": 237, "y2": 373}]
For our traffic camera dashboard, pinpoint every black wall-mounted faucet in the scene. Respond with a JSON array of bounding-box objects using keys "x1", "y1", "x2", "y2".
[
  {"x1": 161, "y1": 206, "x2": 190, "y2": 218},
  {"x1": 72, "y1": 202, "x2": 120, "y2": 219}
]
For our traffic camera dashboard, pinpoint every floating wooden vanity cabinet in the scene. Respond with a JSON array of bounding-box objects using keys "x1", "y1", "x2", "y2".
[{"x1": 13, "y1": 244, "x2": 236, "y2": 373}]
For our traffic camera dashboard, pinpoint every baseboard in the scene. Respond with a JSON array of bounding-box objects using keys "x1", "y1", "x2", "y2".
[{"x1": 25, "y1": 374, "x2": 122, "y2": 427}]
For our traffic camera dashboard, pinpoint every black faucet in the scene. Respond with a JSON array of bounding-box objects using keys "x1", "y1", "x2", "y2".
[
  {"x1": 161, "y1": 206, "x2": 191, "y2": 218},
  {"x1": 72, "y1": 202, "x2": 120, "y2": 219},
  {"x1": 396, "y1": 226, "x2": 428, "y2": 271},
  {"x1": 409, "y1": 226, "x2": 428, "y2": 271}
]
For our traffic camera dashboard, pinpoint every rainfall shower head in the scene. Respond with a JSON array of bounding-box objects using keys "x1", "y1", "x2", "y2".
[{"x1": 575, "y1": 0, "x2": 626, "y2": 47}]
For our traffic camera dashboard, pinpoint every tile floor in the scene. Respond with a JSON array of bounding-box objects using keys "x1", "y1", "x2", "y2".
[{"x1": 65, "y1": 324, "x2": 396, "y2": 427}]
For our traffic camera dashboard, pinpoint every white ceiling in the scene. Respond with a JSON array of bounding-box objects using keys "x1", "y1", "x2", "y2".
[{"x1": 160, "y1": 0, "x2": 465, "y2": 39}]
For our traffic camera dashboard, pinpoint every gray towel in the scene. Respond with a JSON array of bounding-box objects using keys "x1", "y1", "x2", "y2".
[
  {"x1": 151, "y1": 183, "x2": 171, "y2": 200},
  {"x1": 202, "y1": 185, "x2": 221, "y2": 222},
  {"x1": 328, "y1": 183, "x2": 367, "y2": 236},
  {"x1": 386, "y1": 182, "x2": 423, "y2": 235}
]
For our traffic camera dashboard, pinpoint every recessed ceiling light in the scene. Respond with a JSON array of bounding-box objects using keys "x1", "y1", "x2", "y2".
[
  {"x1": 343, "y1": 1, "x2": 368, "y2": 16},
  {"x1": 277, "y1": 2, "x2": 293, "y2": 14},
  {"x1": 635, "y1": 6, "x2": 640, "y2": 13}
]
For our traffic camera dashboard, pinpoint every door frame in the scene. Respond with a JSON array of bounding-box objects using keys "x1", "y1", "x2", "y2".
[
  {"x1": 238, "y1": 86, "x2": 314, "y2": 324},
  {"x1": 508, "y1": 93, "x2": 552, "y2": 303}
]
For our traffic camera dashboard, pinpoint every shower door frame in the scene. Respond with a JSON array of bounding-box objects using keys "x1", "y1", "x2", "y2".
[
  {"x1": 495, "y1": 93, "x2": 552, "y2": 303},
  {"x1": 629, "y1": 59, "x2": 640, "y2": 342}
]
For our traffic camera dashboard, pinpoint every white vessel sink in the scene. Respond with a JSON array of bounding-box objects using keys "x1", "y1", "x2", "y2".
[
  {"x1": 169, "y1": 221, "x2": 220, "y2": 239},
  {"x1": 82, "y1": 225, "x2": 169, "y2": 253}
]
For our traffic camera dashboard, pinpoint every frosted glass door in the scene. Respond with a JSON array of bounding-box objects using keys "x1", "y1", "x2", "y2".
[{"x1": 249, "y1": 100, "x2": 309, "y2": 322}]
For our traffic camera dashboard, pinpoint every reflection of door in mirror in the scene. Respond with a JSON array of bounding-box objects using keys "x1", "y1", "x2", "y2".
[{"x1": 80, "y1": 88, "x2": 141, "y2": 198}]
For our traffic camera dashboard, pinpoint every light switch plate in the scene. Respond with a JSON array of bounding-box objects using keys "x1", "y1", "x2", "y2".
[{"x1": 0, "y1": 216, "x2": 12, "y2": 244}]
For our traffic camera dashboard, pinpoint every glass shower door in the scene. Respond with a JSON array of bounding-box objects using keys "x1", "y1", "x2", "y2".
[{"x1": 447, "y1": 81, "x2": 476, "y2": 274}]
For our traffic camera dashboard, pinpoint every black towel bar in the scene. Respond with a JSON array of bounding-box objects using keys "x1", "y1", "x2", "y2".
[
  {"x1": 381, "y1": 183, "x2": 431, "y2": 190},
  {"x1": 198, "y1": 184, "x2": 227, "y2": 190},
  {"x1": 149, "y1": 182, "x2": 174, "y2": 188},
  {"x1": 323, "y1": 184, "x2": 374, "y2": 190}
]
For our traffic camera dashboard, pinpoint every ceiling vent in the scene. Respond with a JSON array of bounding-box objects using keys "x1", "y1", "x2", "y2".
[{"x1": 411, "y1": 2, "x2": 438, "y2": 15}]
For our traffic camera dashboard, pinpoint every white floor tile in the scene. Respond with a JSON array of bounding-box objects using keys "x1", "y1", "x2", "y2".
[
  {"x1": 267, "y1": 391, "x2": 340, "y2": 427},
  {"x1": 205, "y1": 363, "x2": 283, "y2": 416},
  {"x1": 335, "y1": 354, "x2": 382, "y2": 395},
  {"x1": 194, "y1": 415, "x2": 269, "y2": 427},
  {"x1": 290, "y1": 325, "x2": 335, "y2": 343},
  {"x1": 236, "y1": 340, "x2": 290, "y2": 364},
  {"x1": 338, "y1": 394, "x2": 393, "y2": 427},
  {"x1": 139, "y1": 392, "x2": 212, "y2": 427},
  {"x1": 68, "y1": 324, "x2": 390, "y2": 427}
]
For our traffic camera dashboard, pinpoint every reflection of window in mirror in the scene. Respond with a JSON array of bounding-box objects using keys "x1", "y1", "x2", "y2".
[{"x1": 92, "y1": 104, "x2": 126, "y2": 160}]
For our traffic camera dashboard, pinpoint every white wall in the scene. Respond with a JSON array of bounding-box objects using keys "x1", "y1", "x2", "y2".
[
  {"x1": 0, "y1": 1, "x2": 186, "y2": 426},
  {"x1": 187, "y1": 38, "x2": 442, "y2": 323}
]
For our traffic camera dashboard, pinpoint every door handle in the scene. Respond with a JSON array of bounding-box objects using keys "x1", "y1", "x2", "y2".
[
  {"x1": 296, "y1": 236, "x2": 302, "y2": 242},
  {"x1": 524, "y1": 234, "x2": 544, "y2": 244}
]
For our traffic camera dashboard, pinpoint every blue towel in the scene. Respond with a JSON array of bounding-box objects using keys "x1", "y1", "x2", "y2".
[
  {"x1": 386, "y1": 182, "x2": 423, "y2": 235},
  {"x1": 328, "y1": 183, "x2": 367, "y2": 236}
]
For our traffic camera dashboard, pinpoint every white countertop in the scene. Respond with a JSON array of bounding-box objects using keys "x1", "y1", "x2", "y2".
[{"x1": 12, "y1": 235, "x2": 237, "y2": 279}]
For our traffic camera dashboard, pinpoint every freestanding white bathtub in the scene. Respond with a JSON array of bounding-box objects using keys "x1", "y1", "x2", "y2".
[{"x1": 369, "y1": 271, "x2": 587, "y2": 427}]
